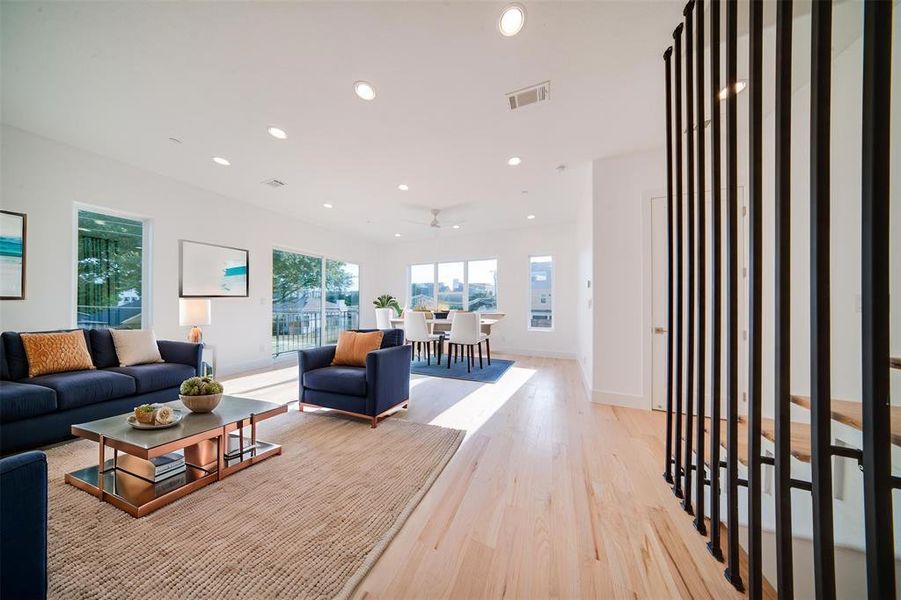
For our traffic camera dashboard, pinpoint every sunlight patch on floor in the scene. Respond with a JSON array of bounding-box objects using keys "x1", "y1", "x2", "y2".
[
  {"x1": 425, "y1": 366, "x2": 536, "y2": 436},
  {"x1": 222, "y1": 365, "x2": 297, "y2": 395}
]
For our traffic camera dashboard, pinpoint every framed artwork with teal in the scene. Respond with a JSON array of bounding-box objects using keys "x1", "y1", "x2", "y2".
[
  {"x1": 0, "y1": 211, "x2": 26, "y2": 300},
  {"x1": 179, "y1": 240, "x2": 249, "y2": 298}
]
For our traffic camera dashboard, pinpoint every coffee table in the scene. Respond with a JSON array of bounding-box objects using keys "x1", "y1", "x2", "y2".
[{"x1": 65, "y1": 396, "x2": 287, "y2": 517}]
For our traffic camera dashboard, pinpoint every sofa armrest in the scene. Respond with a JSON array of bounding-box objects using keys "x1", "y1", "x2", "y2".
[
  {"x1": 365, "y1": 344, "x2": 412, "y2": 415},
  {"x1": 1, "y1": 451, "x2": 48, "y2": 600},
  {"x1": 157, "y1": 340, "x2": 203, "y2": 375},
  {"x1": 298, "y1": 346, "x2": 337, "y2": 401}
]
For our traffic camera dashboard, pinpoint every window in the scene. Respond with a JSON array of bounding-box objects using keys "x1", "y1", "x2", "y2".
[
  {"x1": 410, "y1": 263, "x2": 435, "y2": 310},
  {"x1": 466, "y1": 259, "x2": 498, "y2": 312},
  {"x1": 529, "y1": 255, "x2": 553, "y2": 329},
  {"x1": 407, "y1": 258, "x2": 497, "y2": 312},
  {"x1": 325, "y1": 259, "x2": 359, "y2": 344},
  {"x1": 271, "y1": 249, "x2": 359, "y2": 356},
  {"x1": 437, "y1": 262, "x2": 464, "y2": 310},
  {"x1": 76, "y1": 209, "x2": 147, "y2": 329}
]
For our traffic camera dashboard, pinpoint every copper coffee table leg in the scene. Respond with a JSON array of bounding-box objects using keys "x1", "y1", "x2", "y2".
[{"x1": 97, "y1": 434, "x2": 105, "y2": 500}]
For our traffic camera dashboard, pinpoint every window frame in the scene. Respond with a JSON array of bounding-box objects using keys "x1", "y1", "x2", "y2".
[
  {"x1": 72, "y1": 203, "x2": 153, "y2": 330},
  {"x1": 527, "y1": 254, "x2": 554, "y2": 332},
  {"x1": 406, "y1": 257, "x2": 498, "y2": 312},
  {"x1": 271, "y1": 244, "x2": 361, "y2": 356}
]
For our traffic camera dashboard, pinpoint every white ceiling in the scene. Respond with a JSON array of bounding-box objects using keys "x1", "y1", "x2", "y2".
[{"x1": 2, "y1": 1, "x2": 685, "y2": 242}]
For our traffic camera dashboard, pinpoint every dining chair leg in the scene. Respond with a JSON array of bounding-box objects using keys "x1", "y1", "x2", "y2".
[
  {"x1": 447, "y1": 344, "x2": 453, "y2": 369},
  {"x1": 437, "y1": 339, "x2": 442, "y2": 364},
  {"x1": 466, "y1": 345, "x2": 471, "y2": 373},
  {"x1": 426, "y1": 340, "x2": 431, "y2": 366},
  {"x1": 486, "y1": 337, "x2": 491, "y2": 365},
  {"x1": 478, "y1": 342, "x2": 483, "y2": 369}
]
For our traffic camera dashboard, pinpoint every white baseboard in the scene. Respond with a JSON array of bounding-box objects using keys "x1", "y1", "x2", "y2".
[
  {"x1": 492, "y1": 346, "x2": 577, "y2": 360},
  {"x1": 591, "y1": 389, "x2": 648, "y2": 410}
]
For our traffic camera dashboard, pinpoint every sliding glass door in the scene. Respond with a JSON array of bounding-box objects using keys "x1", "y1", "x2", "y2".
[{"x1": 324, "y1": 259, "x2": 359, "y2": 344}]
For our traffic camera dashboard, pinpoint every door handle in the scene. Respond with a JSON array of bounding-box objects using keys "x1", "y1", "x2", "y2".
[{"x1": 654, "y1": 327, "x2": 667, "y2": 334}]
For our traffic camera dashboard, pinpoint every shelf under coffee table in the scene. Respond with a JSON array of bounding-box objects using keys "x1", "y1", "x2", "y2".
[{"x1": 65, "y1": 396, "x2": 287, "y2": 517}]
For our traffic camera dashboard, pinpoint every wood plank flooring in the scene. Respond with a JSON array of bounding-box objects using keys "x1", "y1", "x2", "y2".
[{"x1": 222, "y1": 354, "x2": 754, "y2": 599}]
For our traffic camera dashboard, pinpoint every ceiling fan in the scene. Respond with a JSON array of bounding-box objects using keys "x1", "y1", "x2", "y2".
[{"x1": 402, "y1": 207, "x2": 465, "y2": 230}]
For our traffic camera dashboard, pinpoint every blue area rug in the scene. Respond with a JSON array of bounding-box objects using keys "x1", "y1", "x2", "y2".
[{"x1": 410, "y1": 358, "x2": 515, "y2": 383}]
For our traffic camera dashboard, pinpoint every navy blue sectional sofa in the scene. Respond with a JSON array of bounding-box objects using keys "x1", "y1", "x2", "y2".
[
  {"x1": 0, "y1": 329, "x2": 202, "y2": 455},
  {"x1": 298, "y1": 328, "x2": 411, "y2": 427},
  {"x1": 1, "y1": 450, "x2": 47, "y2": 599}
]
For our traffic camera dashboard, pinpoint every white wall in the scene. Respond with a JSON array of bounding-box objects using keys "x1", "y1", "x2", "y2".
[
  {"x1": 378, "y1": 220, "x2": 584, "y2": 359},
  {"x1": 0, "y1": 125, "x2": 380, "y2": 376},
  {"x1": 592, "y1": 148, "x2": 666, "y2": 409}
]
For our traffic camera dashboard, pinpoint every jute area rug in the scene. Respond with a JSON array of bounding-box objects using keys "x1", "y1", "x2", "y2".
[{"x1": 44, "y1": 410, "x2": 464, "y2": 599}]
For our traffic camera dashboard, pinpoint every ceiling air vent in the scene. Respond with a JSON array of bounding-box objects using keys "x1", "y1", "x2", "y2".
[
  {"x1": 507, "y1": 81, "x2": 550, "y2": 110},
  {"x1": 262, "y1": 178, "x2": 286, "y2": 188}
]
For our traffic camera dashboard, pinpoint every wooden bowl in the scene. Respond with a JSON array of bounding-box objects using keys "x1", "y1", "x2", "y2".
[{"x1": 179, "y1": 393, "x2": 222, "y2": 413}]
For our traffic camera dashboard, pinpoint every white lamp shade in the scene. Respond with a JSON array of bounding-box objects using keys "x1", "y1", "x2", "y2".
[{"x1": 179, "y1": 298, "x2": 211, "y2": 326}]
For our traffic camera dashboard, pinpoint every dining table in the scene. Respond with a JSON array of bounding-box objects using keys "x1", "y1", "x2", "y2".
[{"x1": 389, "y1": 315, "x2": 502, "y2": 335}]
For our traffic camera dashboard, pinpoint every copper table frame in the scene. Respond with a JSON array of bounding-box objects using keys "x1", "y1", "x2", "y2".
[{"x1": 64, "y1": 403, "x2": 287, "y2": 517}]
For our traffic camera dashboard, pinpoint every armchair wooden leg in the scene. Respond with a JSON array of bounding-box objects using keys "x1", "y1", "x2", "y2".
[
  {"x1": 371, "y1": 415, "x2": 378, "y2": 428},
  {"x1": 478, "y1": 342, "x2": 483, "y2": 369}
]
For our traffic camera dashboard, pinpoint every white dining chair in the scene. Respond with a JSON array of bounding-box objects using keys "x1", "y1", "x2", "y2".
[
  {"x1": 447, "y1": 311, "x2": 490, "y2": 372},
  {"x1": 374, "y1": 307, "x2": 393, "y2": 329},
  {"x1": 404, "y1": 311, "x2": 442, "y2": 365}
]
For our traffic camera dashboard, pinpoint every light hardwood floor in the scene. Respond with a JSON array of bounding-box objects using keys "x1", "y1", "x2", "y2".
[{"x1": 222, "y1": 354, "x2": 753, "y2": 599}]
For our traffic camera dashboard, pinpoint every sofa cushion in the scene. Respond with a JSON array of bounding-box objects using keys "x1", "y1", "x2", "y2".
[
  {"x1": 109, "y1": 329, "x2": 163, "y2": 367},
  {"x1": 88, "y1": 329, "x2": 119, "y2": 369},
  {"x1": 23, "y1": 369, "x2": 135, "y2": 411},
  {"x1": 303, "y1": 366, "x2": 367, "y2": 397},
  {"x1": 332, "y1": 331, "x2": 384, "y2": 367},
  {"x1": 108, "y1": 363, "x2": 195, "y2": 395},
  {"x1": 2, "y1": 330, "x2": 92, "y2": 381},
  {"x1": 21, "y1": 331, "x2": 95, "y2": 378},
  {"x1": 0, "y1": 382, "x2": 57, "y2": 423}
]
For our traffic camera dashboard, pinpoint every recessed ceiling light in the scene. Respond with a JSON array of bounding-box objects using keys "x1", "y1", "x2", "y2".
[
  {"x1": 498, "y1": 4, "x2": 526, "y2": 37},
  {"x1": 527, "y1": 214, "x2": 536, "y2": 220},
  {"x1": 398, "y1": 184, "x2": 409, "y2": 191},
  {"x1": 323, "y1": 203, "x2": 334, "y2": 209},
  {"x1": 394, "y1": 233, "x2": 402, "y2": 238},
  {"x1": 354, "y1": 81, "x2": 376, "y2": 101},
  {"x1": 452, "y1": 224, "x2": 461, "y2": 229},
  {"x1": 268, "y1": 126, "x2": 288, "y2": 140},
  {"x1": 212, "y1": 156, "x2": 231, "y2": 166},
  {"x1": 507, "y1": 156, "x2": 522, "y2": 166},
  {"x1": 718, "y1": 79, "x2": 748, "y2": 100}
]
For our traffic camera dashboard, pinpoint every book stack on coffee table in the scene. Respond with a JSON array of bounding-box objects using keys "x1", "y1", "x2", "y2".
[{"x1": 117, "y1": 452, "x2": 185, "y2": 483}]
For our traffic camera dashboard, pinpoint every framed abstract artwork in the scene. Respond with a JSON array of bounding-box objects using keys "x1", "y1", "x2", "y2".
[
  {"x1": 0, "y1": 211, "x2": 26, "y2": 300},
  {"x1": 179, "y1": 240, "x2": 249, "y2": 298}
]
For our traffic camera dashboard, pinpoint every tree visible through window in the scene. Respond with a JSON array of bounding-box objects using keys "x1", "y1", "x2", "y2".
[{"x1": 77, "y1": 209, "x2": 145, "y2": 329}]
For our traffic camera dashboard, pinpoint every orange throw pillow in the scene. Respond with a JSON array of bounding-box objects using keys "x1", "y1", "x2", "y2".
[
  {"x1": 332, "y1": 331, "x2": 384, "y2": 367},
  {"x1": 21, "y1": 331, "x2": 96, "y2": 378}
]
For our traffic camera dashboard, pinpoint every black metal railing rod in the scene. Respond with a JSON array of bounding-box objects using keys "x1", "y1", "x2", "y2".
[
  {"x1": 790, "y1": 479, "x2": 813, "y2": 492},
  {"x1": 722, "y1": 0, "x2": 742, "y2": 590},
  {"x1": 831, "y1": 446, "x2": 863, "y2": 461},
  {"x1": 672, "y1": 22, "x2": 686, "y2": 500},
  {"x1": 707, "y1": 0, "x2": 724, "y2": 563},
  {"x1": 664, "y1": 45, "x2": 676, "y2": 485},
  {"x1": 682, "y1": 0, "x2": 697, "y2": 516},
  {"x1": 692, "y1": 0, "x2": 708, "y2": 536},
  {"x1": 774, "y1": 0, "x2": 794, "y2": 596},
  {"x1": 860, "y1": 1, "x2": 894, "y2": 597},
  {"x1": 746, "y1": 1, "x2": 764, "y2": 597},
  {"x1": 809, "y1": 1, "x2": 837, "y2": 597},
  {"x1": 760, "y1": 456, "x2": 775, "y2": 466}
]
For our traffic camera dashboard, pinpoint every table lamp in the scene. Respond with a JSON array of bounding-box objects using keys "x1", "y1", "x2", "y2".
[{"x1": 179, "y1": 298, "x2": 211, "y2": 343}]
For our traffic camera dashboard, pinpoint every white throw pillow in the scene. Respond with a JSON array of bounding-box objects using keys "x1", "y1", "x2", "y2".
[{"x1": 109, "y1": 329, "x2": 164, "y2": 367}]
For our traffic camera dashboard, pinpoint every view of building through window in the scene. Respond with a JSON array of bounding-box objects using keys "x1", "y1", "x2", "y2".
[
  {"x1": 272, "y1": 249, "x2": 359, "y2": 356},
  {"x1": 408, "y1": 259, "x2": 497, "y2": 312},
  {"x1": 529, "y1": 255, "x2": 553, "y2": 329},
  {"x1": 76, "y1": 209, "x2": 145, "y2": 329}
]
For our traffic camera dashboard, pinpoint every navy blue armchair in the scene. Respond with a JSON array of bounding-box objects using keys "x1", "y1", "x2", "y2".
[
  {"x1": 298, "y1": 329, "x2": 411, "y2": 427},
  {"x1": 1, "y1": 451, "x2": 48, "y2": 600}
]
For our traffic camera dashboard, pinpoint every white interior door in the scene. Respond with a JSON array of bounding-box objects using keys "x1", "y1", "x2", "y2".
[{"x1": 650, "y1": 196, "x2": 669, "y2": 411}]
